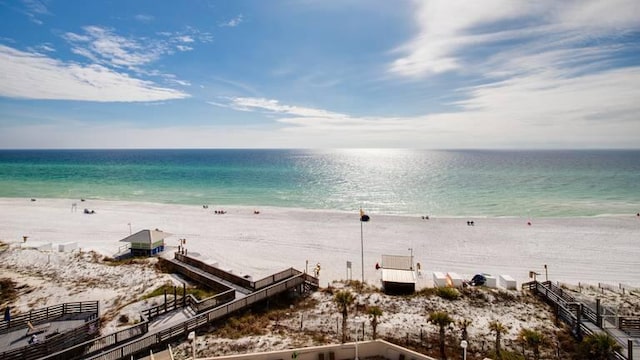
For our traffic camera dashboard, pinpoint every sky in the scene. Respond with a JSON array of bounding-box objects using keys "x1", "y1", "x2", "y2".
[{"x1": 0, "y1": 0, "x2": 639, "y2": 149}]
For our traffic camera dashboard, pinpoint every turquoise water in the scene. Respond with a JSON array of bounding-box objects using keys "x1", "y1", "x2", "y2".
[{"x1": 0, "y1": 149, "x2": 638, "y2": 217}]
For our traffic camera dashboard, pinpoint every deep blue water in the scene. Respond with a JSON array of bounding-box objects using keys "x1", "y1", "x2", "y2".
[{"x1": 0, "y1": 149, "x2": 638, "y2": 217}]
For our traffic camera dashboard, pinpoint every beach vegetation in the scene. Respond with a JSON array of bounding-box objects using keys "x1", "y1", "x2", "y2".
[
  {"x1": 489, "y1": 320, "x2": 509, "y2": 359},
  {"x1": 519, "y1": 328, "x2": 545, "y2": 360},
  {"x1": 461, "y1": 287, "x2": 490, "y2": 305},
  {"x1": 427, "y1": 311, "x2": 454, "y2": 360},
  {"x1": 457, "y1": 318, "x2": 472, "y2": 341},
  {"x1": 436, "y1": 287, "x2": 460, "y2": 300},
  {"x1": 415, "y1": 287, "x2": 438, "y2": 297},
  {"x1": 0, "y1": 277, "x2": 18, "y2": 304},
  {"x1": 141, "y1": 283, "x2": 216, "y2": 300},
  {"x1": 118, "y1": 314, "x2": 129, "y2": 324},
  {"x1": 484, "y1": 349, "x2": 524, "y2": 360},
  {"x1": 0, "y1": 241, "x2": 8, "y2": 252},
  {"x1": 102, "y1": 256, "x2": 150, "y2": 266},
  {"x1": 576, "y1": 333, "x2": 621, "y2": 360},
  {"x1": 492, "y1": 289, "x2": 518, "y2": 303},
  {"x1": 217, "y1": 312, "x2": 269, "y2": 338},
  {"x1": 333, "y1": 290, "x2": 355, "y2": 343},
  {"x1": 367, "y1": 305, "x2": 383, "y2": 339}
]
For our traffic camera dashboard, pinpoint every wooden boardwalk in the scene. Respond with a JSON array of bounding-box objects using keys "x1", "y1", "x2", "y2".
[
  {"x1": 524, "y1": 280, "x2": 637, "y2": 360},
  {"x1": 36, "y1": 253, "x2": 318, "y2": 360}
]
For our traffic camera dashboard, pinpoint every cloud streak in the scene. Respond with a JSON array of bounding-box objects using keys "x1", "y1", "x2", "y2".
[
  {"x1": 0, "y1": 45, "x2": 189, "y2": 102},
  {"x1": 389, "y1": 0, "x2": 640, "y2": 79}
]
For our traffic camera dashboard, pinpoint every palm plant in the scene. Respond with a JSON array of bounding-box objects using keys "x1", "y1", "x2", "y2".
[
  {"x1": 519, "y1": 328, "x2": 545, "y2": 360},
  {"x1": 367, "y1": 306, "x2": 383, "y2": 339},
  {"x1": 428, "y1": 311, "x2": 454, "y2": 360},
  {"x1": 457, "y1": 318, "x2": 472, "y2": 341},
  {"x1": 334, "y1": 290, "x2": 354, "y2": 343},
  {"x1": 578, "y1": 333, "x2": 622, "y2": 360},
  {"x1": 488, "y1": 320, "x2": 508, "y2": 360}
]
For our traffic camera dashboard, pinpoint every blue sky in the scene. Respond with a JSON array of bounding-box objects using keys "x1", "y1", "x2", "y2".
[{"x1": 1, "y1": 0, "x2": 639, "y2": 149}]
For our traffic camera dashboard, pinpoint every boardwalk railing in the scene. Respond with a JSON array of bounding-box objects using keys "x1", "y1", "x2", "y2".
[
  {"x1": 524, "y1": 280, "x2": 630, "y2": 360},
  {"x1": 174, "y1": 253, "x2": 303, "y2": 292},
  {"x1": 0, "y1": 301, "x2": 99, "y2": 335},
  {"x1": 619, "y1": 318, "x2": 640, "y2": 337},
  {"x1": 0, "y1": 316, "x2": 100, "y2": 360},
  {"x1": 81, "y1": 272, "x2": 317, "y2": 360},
  {"x1": 34, "y1": 254, "x2": 317, "y2": 360},
  {"x1": 175, "y1": 253, "x2": 253, "y2": 290}
]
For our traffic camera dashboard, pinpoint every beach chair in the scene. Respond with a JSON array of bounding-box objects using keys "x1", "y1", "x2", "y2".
[{"x1": 26, "y1": 320, "x2": 50, "y2": 336}]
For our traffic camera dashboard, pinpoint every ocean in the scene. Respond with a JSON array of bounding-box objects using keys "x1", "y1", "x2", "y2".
[{"x1": 0, "y1": 149, "x2": 638, "y2": 217}]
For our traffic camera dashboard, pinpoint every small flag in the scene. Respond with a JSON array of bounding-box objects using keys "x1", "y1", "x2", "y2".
[{"x1": 360, "y1": 208, "x2": 370, "y2": 222}]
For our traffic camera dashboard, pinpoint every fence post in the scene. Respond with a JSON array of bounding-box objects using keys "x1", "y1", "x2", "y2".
[
  {"x1": 596, "y1": 299, "x2": 602, "y2": 327},
  {"x1": 628, "y1": 339, "x2": 633, "y2": 360},
  {"x1": 576, "y1": 304, "x2": 582, "y2": 338}
]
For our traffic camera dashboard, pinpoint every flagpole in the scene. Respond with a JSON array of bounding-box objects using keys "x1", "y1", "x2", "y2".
[
  {"x1": 359, "y1": 208, "x2": 370, "y2": 287},
  {"x1": 360, "y1": 219, "x2": 364, "y2": 286}
]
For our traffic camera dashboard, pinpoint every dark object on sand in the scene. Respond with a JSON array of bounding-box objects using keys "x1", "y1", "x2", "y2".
[
  {"x1": 84, "y1": 208, "x2": 95, "y2": 214},
  {"x1": 469, "y1": 274, "x2": 486, "y2": 286}
]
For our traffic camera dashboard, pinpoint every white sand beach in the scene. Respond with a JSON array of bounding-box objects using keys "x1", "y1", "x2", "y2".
[
  {"x1": 2, "y1": 197, "x2": 639, "y2": 358},
  {"x1": 1, "y1": 197, "x2": 639, "y2": 289}
]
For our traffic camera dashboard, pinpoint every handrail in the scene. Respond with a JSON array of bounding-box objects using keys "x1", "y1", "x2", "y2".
[
  {"x1": 83, "y1": 272, "x2": 317, "y2": 360},
  {"x1": 525, "y1": 280, "x2": 629, "y2": 360},
  {"x1": 0, "y1": 301, "x2": 99, "y2": 334}
]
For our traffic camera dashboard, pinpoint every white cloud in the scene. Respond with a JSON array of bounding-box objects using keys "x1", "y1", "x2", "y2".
[
  {"x1": 135, "y1": 14, "x2": 154, "y2": 23},
  {"x1": 0, "y1": 45, "x2": 189, "y2": 102},
  {"x1": 21, "y1": 0, "x2": 50, "y2": 25},
  {"x1": 176, "y1": 45, "x2": 193, "y2": 52},
  {"x1": 389, "y1": 0, "x2": 640, "y2": 78},
  {"x1": 219, "y1": 97, "x2": 348, "y2": 119},
  {"x1": 64, "y1": 26, "x2": 160, "y2": 69},
  {"x1": 176, "y1": 35, "x2": 195, "y2": 43},
  {"x1": 211, "y1": 61, "x2": 640, "y2": 148},
  {"x1": 219, "y1": 15, "x2": 244, "y2": 28}
]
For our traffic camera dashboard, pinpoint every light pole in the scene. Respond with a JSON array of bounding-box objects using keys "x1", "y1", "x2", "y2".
[
  {"x1": 460, "y1": 339, "x2": 468, "y2": 360},
  {"x1": 353, "y1": 316, "x2": 364, "y2": 360},
  {"x1": 359, "y1": 209, "x2": 370, "y2": 286}
]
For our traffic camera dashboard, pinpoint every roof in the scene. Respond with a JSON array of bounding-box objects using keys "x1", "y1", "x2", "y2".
[
  {"x1": 120, "y1": 229, "x2": 171, "y2": 244},
  {"x1": 381, "y1": 268, "x2": 416, "y2": 284},
  {"x1": 381, "y1": 255, "x2": 412, "y2": 270}
]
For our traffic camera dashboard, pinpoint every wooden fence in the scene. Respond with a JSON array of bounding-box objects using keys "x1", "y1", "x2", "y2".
[
  {"x1": 174, "y1": 253, "x2": 301, "y2": 292},
  {"x1": 175, "y1": 253, "x2": 253, "y2": 290},
  {"x1": 0, "y1": 316, "x2": 100, "y2": 360},
  {"x1": 619, "y1": 318, "x2": 640, "y2": 337},
  {"x1": 0, "y1": 301, "x2": 99, "y2": 334},
  {"x1": 524, "y1": 280, "x2": 629, "y2": 360},
  {"x1": 81, "y1": 272, "x2": 318, "y2": 360}
]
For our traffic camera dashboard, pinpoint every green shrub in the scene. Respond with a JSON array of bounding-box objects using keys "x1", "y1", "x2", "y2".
[{"x1": 436, "y1": 287, "x2": 460, "y2": 300}]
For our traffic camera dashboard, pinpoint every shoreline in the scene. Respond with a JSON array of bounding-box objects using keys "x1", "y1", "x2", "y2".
[
  {"x1": 1, "y1": 197, "x2": 639, "y2": 288},
  {"x1": 0, "y1": 195, "x2": 637, "y2": 219}
]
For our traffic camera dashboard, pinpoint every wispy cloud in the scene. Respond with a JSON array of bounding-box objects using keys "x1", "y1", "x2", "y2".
[
  {"x1": 63, "y1": 26, "x2": 213, "y2": 71},
  {"x1": 64, "y1": 26, "x2": 160, "y2": 69},
  {"x1": 389, "y1": 0, "x2": 639, "y2": 79},
  {"x1": 217, "y1": 97, "x2": 348, "y2": 119},
  {"x1": 21, "y1": 0, "x2": 50, "y2": 25},
  {"x1": 0, "y1": 45, "x2": 189, "y2": 102},
  {"x1": 219, "y1": 15, "x2": 243, "y2": 28},
  {"x1": 134, "y1": 14, "x2": 154, "y2": 23}
]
